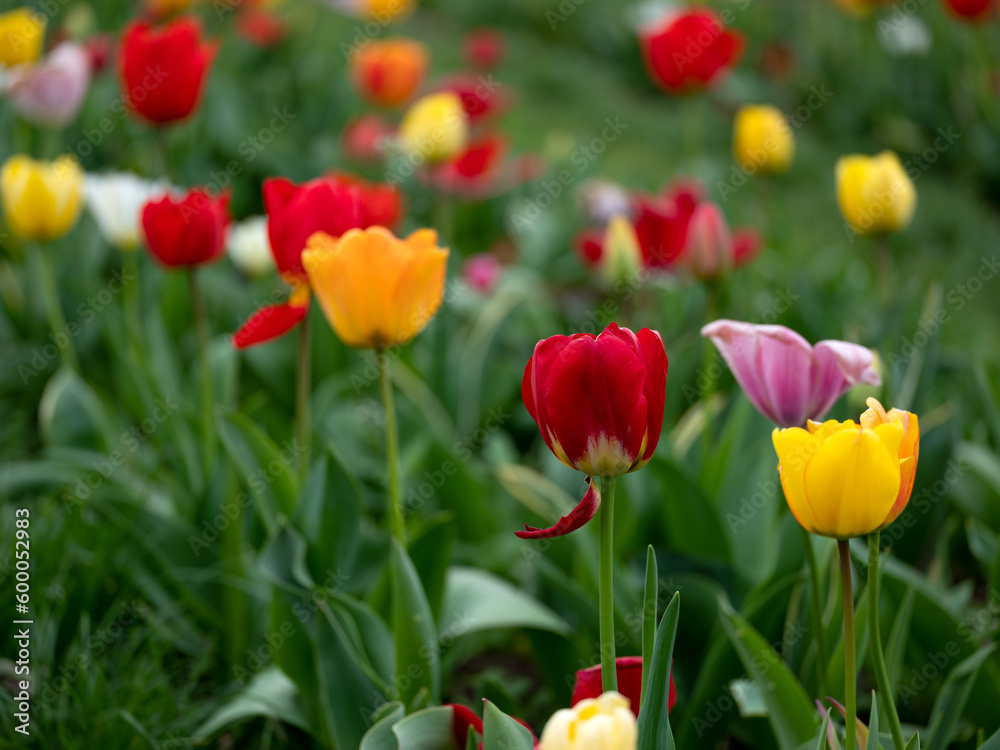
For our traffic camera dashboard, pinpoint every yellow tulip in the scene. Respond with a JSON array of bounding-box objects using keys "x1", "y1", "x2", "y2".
[
  {"x1": 398, "y1": 92, "x2": 468, "y2": 163},
  {"x1": 0, "y1": 8, "x2": 45, "y2": 66},
  {"x1": 539, "y1": 692, "x2": 637, "y2": 750},
  {"x1": 1, "y1": 155, "x2": 84, "y2": 242},
  {"x1": 600, "y1": 214, "x2": 642, "y2": 286},
  {"x1": 836, "y1": 151, "x2": 916, "y2": 235},
  {"x1": 860, "y1": 397, "x2": 918, "y2": 529},
  {"x1": 302, "y1": 226, "x2": 448, "y2": 349},
  {"x1": 772, "y1": 408, "x2": 913, "y2": 539},
  {"x1": 733, "y1": 104, "x2": 795, "y2": 174}
]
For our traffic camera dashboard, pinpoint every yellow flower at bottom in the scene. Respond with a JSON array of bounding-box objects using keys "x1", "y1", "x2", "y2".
[
  {"x1": 302, "y1": 226, "x2": 448, "y2": 349},
  {"x1": 540, "y1": 692, "x2": 636, "y2": 750},
  {"x1": 772, "y1": 416, "x2": 905, "y2": 539},
  {"x1": 1, "y1": 155, "x2": 84, "y2": 242},
  {"x1": 836, "y1": 151, "x2": 916, "y2": 235},
  {"x1": 0, "y1": 8, "x2": 45, "y2": 66}
]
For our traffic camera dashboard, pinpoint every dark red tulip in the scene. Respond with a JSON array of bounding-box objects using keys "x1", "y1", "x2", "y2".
[
  {"x1": 633, "y1": 180, "x2": 702, "y2": 268},
  {"x1": 571, "y1": 656, "x2": 676, "y2": 716},
  {"x1": 639, "y1": 9, "x2": 743, "y2": 92},
  {"x1": 141, "y1": 188, "x2": 229, "y2": 268},
  {"x1": 574, "y1": 227, "x2": 605, "y2": 267},
  {"x1": 119, "y1": 17, "x2": 217, "y2": 124},
  {"x1": 236, "y1": 10, "x2": 286, "y2": 47},
  {"x1": 517, "y1": 323, "x2": 668, "y2": 539},
  {"x1": 942, "y1": 0, "x2": 993, "y2": 19},
  {"x1": 438, "y1": 73, "x2": 508, "y2": 121},
  {"x1": 464, "y1": 28, "x2": 505, "y2": 69},
  {"x1": 341, "y1": 114, "x2": 394, "y2": 163},
  {"x1": 327, "y1": 172, "x2": 403, "y2": 229}
]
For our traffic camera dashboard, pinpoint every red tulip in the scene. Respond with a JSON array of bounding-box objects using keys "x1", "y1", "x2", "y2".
[
  {"x1": 438, "y1": 73, "x2": 508, "y2": 122},
  {"x1": 574, "y1": 227, "x2": 605, "y2": 267},
  {"x1": 327, "y1": 172, "x2": 403, "y2": 229},
  {"x1": 464, "y1": 28, "x2": 505, "y2": 69},
  {"x1": 236, "y1": 10, "x2": 286, "y2": 47},
  {"x1": 141, "y1": 188, "x2": 230, "y2": 267},
  {"x1": 571, "y1": 656, "x2": 676, "y2": 716},
  {"x1": 639, "y1": 9, "x2": 743, "y2": 93},
  {"x1": 680, "y1": 201, "x2": 761, "y2": 279},
  {"x1": 942, "y1": 0, "x2": 993, "y2": 19},
  {"x1": 517, "y1": 323, "x2": 668, "y2": 539},
  {"x1": 341, "y1": 114, "x2": 394, "y2": 163},
  {"x1": 119, "y1": 17, "x2": 217, "y2": 125},
  {"x1": 633, "y1": 180, "x2": 702, "y2": 268}
]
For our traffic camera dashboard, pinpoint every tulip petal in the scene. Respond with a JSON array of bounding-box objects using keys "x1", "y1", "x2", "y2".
[
  {"x1": 804, "y1": 425, "x2": 902, "y2": 538},
  {"x1": 449, "y1": 704, "x2": 483, "y2": 745},
  {"x1": 522, "y1": 333, "x2": 590, "y2": 462},
  {"x1": 232, "y1": 299, "x2": 308, "y2": 349},
  {"x1": 810, "y1": 340, "x2": 880, "y2": 418},
  {"x1": 516, "y1": 478, "x2": 601, "y2": 539},
  {"x1": 773, "y1": 427, "x2": 823, "y2": 534}
]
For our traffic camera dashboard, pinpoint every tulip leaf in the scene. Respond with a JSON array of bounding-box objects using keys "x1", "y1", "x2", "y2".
[
  {"x1": 390, "y1": 538, "x2": 440, "y2": 708},
  {"x1": 815, "y1": 708, "x2": 832, "y2": 750},
  {"x1": 718, "y1": 594, "x2": 818, "y2": 747},
  {"x1": 439, "y1": 566, "x2": 571, "y2": 639},
  {"x1": 193, "y1": 665, "x2": 312, "y2": 739},
  {"x1": 391, "y1": 706, "x2": 459, "y2": 749},
  {"x1": 38, "y1": 366, "x2": 119, "y2": 451},
  {"x1": 867, "y1": 691, "x2": 880, "y2": 750},
  {"x1": 642, "y1": 544, "x2": 658, "y2": 707},
  {"x1": 978, "y1": 727, "x2": 1000, "y2": 750},
  {"x1": 925, "y1": 644, "x2": 997, "y2": 749},
  {"x1": 648, "y1": 459, "x2": 730, "y2": 564},
  {"x1": 903, "y1": 731, "x2": 921, "y2": 750},
  {"x1": 637, "y1": 591, "x2": 680, "y2": 749},
  {"x1": 482, "y1": 700, "x2": 534, "y2": 750},
  {"x1": 359, "y1": 702, "x2": 406, "y2": 750},
  {"x1": 407, "y1": 512, "x2": 456, "y2": 624}
]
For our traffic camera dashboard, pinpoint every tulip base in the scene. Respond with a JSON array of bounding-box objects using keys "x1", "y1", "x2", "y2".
[
  {"x1": 599, "y1": 475, "x2": 618, "y2": 693},
  {"x1": 838, "y1": 539, "x2": 857, "y2": 750}
]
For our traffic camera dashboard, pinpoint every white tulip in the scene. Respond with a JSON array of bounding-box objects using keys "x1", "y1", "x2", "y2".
[
  {"x1": 227, "y1": 216, "x2": 274, "y2": 278},
  {"x1": 539, "y1": 692, "x2": 637, "y2": 750},
  {"x1": 83, "y1": 172, "x2": 170, "y2": 251}
]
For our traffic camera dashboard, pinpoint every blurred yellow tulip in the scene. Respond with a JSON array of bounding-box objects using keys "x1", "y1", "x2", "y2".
[
  {"x1": 836, "y1": 151, "x2": 916, "y2": 235},
  {"x1": 600, "y1": 214, "x2": 642, "y2": 286},
  {"x1": 772, "y1": 404, "x2": 918, "y2": 539},
  {"x1": 302, "y1": 226, "x2": 448, "y2": 349},
  {"x1": 0, "y1": 8, "x2": 45, "y2": 66},
  {"x1": 539, "y1": 692, "x2": 637, "y2": 750},
  {"x1": 398, "y1": 92, "x2": 468, "y2": 163},
  {"x1": 733, "y1": 104, "x2": 795, "y2": 174},
  {"x1": 1, "y1": 155, "x2": 84, "y2": 242}
]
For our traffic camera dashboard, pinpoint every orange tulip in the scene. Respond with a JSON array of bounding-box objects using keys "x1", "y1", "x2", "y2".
[
  {"x1": 351, "y1": 38, "x2": 428, "y2": 108},
  {"x1": 302, "y1": 226, "x2": 447, "y2": 349}
]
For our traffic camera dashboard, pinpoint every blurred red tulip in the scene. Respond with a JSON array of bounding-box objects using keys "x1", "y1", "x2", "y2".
[
  {"x1": 633, "y1": 180, "x2": 702, "y2": 268},
  {"x1": 942, "y1": 0, "x2": 993, "y2": 18},
  {"x1": 462, "y1": 253, "x2": 503, "y2": 294},
  {"x1": 571, "y1": 656, "x2": 676, "y2": 716},
  {"x1": 681, "y1": 201, "x2": 761, "y2": 278},
  {"x1": 429, "y1": 135, "x2": 542, "y2": 198},
  {"x1": 85, "y1": 33, "x2": 114, "y2": 73},
  {"x1": 119, "y1": 17, "x2": 217, "y2": 124},
  {"x1": 438, "y1": 73, "x2": 508, "y2": 122},
  {"x1": 263, "y1": 175, "x2": 363, "y2": 279},
  {"x1": 351, "y1": 38, "x2": 428, "y2": 108},
  {"x1": 517, "y1": 323, "x2": 668, "y2": 539},
  {"x1": 639, "y1": 9, "x2": 743, "y2": 92},
  {"x1": 236, "y1": 10, "x2": 286, "y2": 47},
  {"x1": 141, "y1": 188, "x2": 229, "y2": 267},
  {"x1": 574, "y1": 227, "x2": 605, "y2": 267},
  {"x1": 464, "y1": 28, "x2": 505, "y2": 69},
  {"x1": 232, "y1": 283, "x2": 310, "y2": 349},
  {"x1": 341, "y1": 114, "x2": 394, "y2": 162},
  {"x1": 327, "y1": 171, "x2": 403, "y2": 228}
]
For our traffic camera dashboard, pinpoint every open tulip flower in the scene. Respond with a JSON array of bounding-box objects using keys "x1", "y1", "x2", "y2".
[
  {"x1": 84, "y1": 172, "x2": 171, "y2": 251},
  {"x1": 701, "y1": 320, "x2": 881, "y2": 428},
  {"x1": 772, "y1": 398, "x2": 918, "y2": 539},
  {"x1": 836, "y1": 151, "x2": 916, "y2": 236},
  {"x1": 539, "y1": 691, "x2": 637, "y2": 750},
  {"x1": 1, "y1": 155, "x2": 84, "y2": 242},
  {"x1": 141, "y1": 188, "x2": 230, "y2": 267},
  {"x1": 350, "y1": 38, "x2": 428, "y2": 108},
  {"x1": 2, "y1": 42, "x2": 92, "y2": 129},
  {"x1": 571, "y1": 657, "x2": 676, "y2": 717},
  {"x1": 639, "y1": 8, "x2": 743, "y2": 93},
  {"x1": 232, "y1": 175, "x2": 364, "y2": 349},
  {"x1": 517, "y1": 323, "x2": 667, "y2": 539},
  {"x1": 0, "y1": 8, "x2": 45, "y2": 67},
  {"x1": 119, "y1": 17, "x2": 218, "y2": 125}
]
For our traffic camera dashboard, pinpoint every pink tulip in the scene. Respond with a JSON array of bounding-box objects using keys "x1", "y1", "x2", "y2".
[
  {"x1": 3, "y1": 42, "x2": 92, "y2": 128},
  {"x1": 701, "y1": 319, "x2": 881, "y2": 428},
  {"x1": 462, "y1": 253, "x2": 502, "y2": 294},
  {"x1": 681, "y1": 202, "x2": 761, "y2": 279}
]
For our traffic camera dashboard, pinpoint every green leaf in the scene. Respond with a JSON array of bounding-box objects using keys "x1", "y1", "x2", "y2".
[
  {"x1": 648, "y1": 459, "x2": 730, "y2": 564},
  {"x1": 295, "y1": 454, "x2": 364, "y2": 579},
  {"x1": 391, "y1": 706, "x2": 460, "y2": 749},
  {"x1": 637, "y1": 591, "x2": 680, "y2": 749},
  {"x1": 407, "y1": 513, "x2": 456, "y2": 624},
  {"x1": 867, "y1": 691, "x2": 880, "y2": 750},
  {"x1": 38, "y1": 366, "x2": 119, "y2": 451},
  {"x1": 193, "y1": 666, "x2": 311, "y2": 739},
  {"x1": 903, "y1": 730, "x2": 921, "y2": 750},
  {"x1": 439, "y1": 566, "x2": 571, "y2": 639},
  {"x1": 718, "y1": 594, "x2": 818, "y2": 747},
  {"x1": 259, "y1": 521, "x2": 316, "y2": 593},
  {"x1": 926, "y1": 644, "x2": 997, "y2": 749},
  {"x1": 482, "y1": 700, "x2": 534, "y2": 750},
  {"x1": 642, "y1": 545, "x2": 658, "y2": 707},
  {"x1": 390, "y1": 538, "x2": 440, "y2": 707},
  {"x1": 217, "y1": 409, "x2": 298, "y2": 533},
  {"x1": 816, "y1": 708, "x2": 832, "y2": 750},
  {"x1": 359, "y1": 702, "x2": 406, "y2": 750}
]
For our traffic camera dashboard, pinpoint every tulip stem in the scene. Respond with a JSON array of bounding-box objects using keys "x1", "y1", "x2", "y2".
[
  {"x1": 123, "y1": 251, "x2": 142, "y2": 353},
  {"x1": 188, "y1": 268, "x2": 215, "y2": 475},
  {"x1": 800, "y1": 526, "x2": 827, "y2": 697},
  {"x1": 838, "y1": 539, "x2": 857, "y2": 750},
  {"x1": 877, "y1": 236, "x2": 891, "y2": 305},
  {"x1": 378, "y1": 348, "x2": 405, "y2": 543},
  {"x1": 295, "y1": 313, "x2": 311, "y2": 488},
  {"x1": 868, "y1": 532, "x2": 906, "y2": 750},
  {"x1": 599, "y1": 475, "x2": 618, "y2": 693},
  {"x1": 34, "y1": 242, "x2": 79, "y2": 372}
]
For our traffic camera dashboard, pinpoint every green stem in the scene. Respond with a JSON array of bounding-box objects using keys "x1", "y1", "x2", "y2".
[
  {"x1": 155, "y1": 127, "x2": 171, "y2": 181},
  {"x1": 34, "y1": 242, "x2": 79, "y2": 372},
  {"x1": 295, "y1": 313, "x2": 311, "y2": 487},
  {"x1": 868, "y1": 532, "x2": 906, "y2": 750},
  {"x1": 123, "y1": 251, "x2": 141, "y2": 353},
  {"x1": 379, "y1": 348, "x2": 404, "y2": 543},
  {"x1": 838, "y1": 539, "x2": 857, "y2": 750},
  {"x1": 877, "y1": 235, "x2": 891, "y2": 306},
  {"x1": 599, "y1": 475, "x2": 618, "y2": 693},
  {"x1": 433, "y1": 189, "x2": 454, "y2": 246},
  {"x1": 188, "y1": 268, "x2": 215, "y2": 474},
  {"x1": 800, "y1": 526, "x2": 827, "y2": 697}
]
